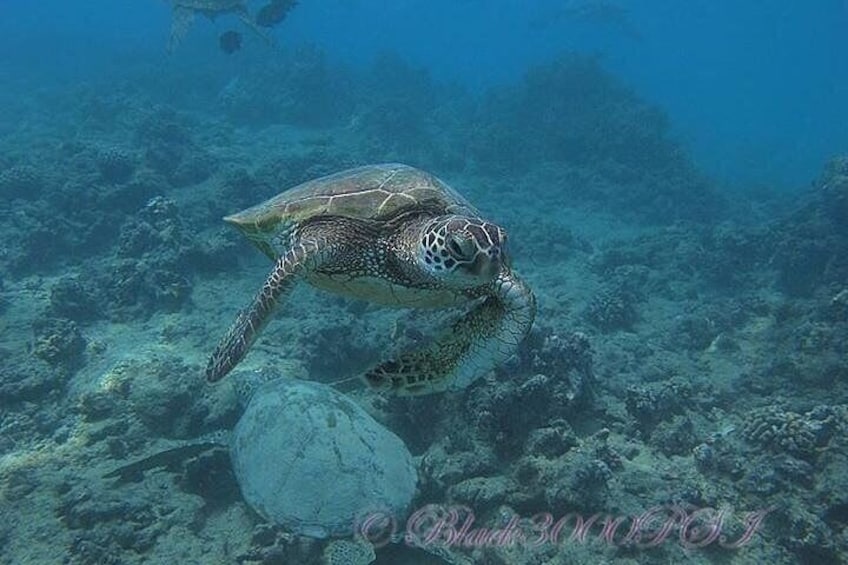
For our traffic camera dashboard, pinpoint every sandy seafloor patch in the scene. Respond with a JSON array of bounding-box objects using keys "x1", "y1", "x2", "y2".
[{"x1": 1, "y1": 51, "x2": 847, "y2": 565}]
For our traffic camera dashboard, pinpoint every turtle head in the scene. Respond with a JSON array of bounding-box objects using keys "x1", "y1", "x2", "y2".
[{"x1": 418, "y1": 215, "x2": 507, "y2": 286}]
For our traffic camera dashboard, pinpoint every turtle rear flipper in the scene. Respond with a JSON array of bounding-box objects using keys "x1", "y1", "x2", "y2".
[
  {"x1": 206, "y1": 238, "x2": 330, "y2": 383},
  {"x1": 104, "y1": 439, "x2": 225, "y2": 483},
  {"x1": 236, "y1": 13, "x2": 275, "y2": 47},
  {"x1": 364, "y1": 270, "x2": 536, "y2": 395},
  {"x1": 167, "y1": 6, "x2": 196, "y2": 53}
]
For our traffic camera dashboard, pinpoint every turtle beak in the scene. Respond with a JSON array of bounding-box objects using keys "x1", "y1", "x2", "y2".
[{"x1": 469, "y1": 252, "x2": 501, "y2": 279}]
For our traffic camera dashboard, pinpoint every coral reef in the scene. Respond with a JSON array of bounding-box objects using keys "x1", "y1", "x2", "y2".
[
  {"x1": 457, "y1": 327, "x2": 594, "y2": 455},
  {"x1": 322, "y1": 539, "x2": 375, "y2": 565},
  {"x1": 136, "y1": 107, "x2": 217, "y2": 187},
  {"x1": 89, "y1": 194, "x2": 236, "y2": 320},
  {"x1": 624, "y1": 379, "x2": 691, "y2": 429},
  {"x1": 3, "y1": 41, "x2": 848, "y2": 565},
  {"x1": 0, "y1": 164, "x2": 44, "y2": 199},
  {"x1": 471, "y1": 55, "x2": 673, "y2": 170},
  {"x1": 96, "y1": 147, "x2": 136, "y2": 184},
  {"x1": 830, "y1": 288, "x2": 848, "y2": 322},
  {"x1": 584, "y1": 285, "x2": 638, "y2": 331},
  {"x1": 465, "y1": 54, "x2": 725, "y2": 221},
  {"x1": 650, "y1": 415, "x2": 697, "y2": 456},
  {"x1": 236, "y1": 527, "x2": 321, "y2": 564},
  {"x1": 57, "y1": 483, "x2": 163, "y2": 559},
  {"x1": 820, "y1": 155, "x2": 848, "y2": 230},
  {"x1": 742, "y1": 405, "x2": 846, "y2": 460},
  {"x1": 771, "y1": 155, "x2": 848, "y2": 296},
  {"x1": 32, "y1": 317, "x2": 87, "y2": 371},
  {"x1": 218, "y1": 46, "x2": 352, "y2": 128},
  {"x1": 0, "y1": 363, "x2": 61, "y2": 405},
  {"x1": 49, "y1": 276, "x2": 101, "y2": 322}
]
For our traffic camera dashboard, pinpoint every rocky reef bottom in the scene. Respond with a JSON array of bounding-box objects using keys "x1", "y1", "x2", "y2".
[{"x1": 1, "y1": 55, "x2": 847, "y2": 564}]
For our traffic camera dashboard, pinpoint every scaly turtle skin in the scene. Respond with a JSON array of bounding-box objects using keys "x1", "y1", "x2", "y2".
[{"x1": 205, "y1": 163, "x2": 536, "y2": 395}]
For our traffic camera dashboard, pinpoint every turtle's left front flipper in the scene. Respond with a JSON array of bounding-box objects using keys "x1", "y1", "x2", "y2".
[
  {"x1": 364, "y1": 270, "x2": 536, "y2": 396},
  {"x1": 205, "y1": 239, "x2": 325, "y2": 383}
]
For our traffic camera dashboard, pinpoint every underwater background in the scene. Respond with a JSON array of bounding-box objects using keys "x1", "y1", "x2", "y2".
[{"x1": 1, "y1": 0, "x2": 847, "y2": 563}]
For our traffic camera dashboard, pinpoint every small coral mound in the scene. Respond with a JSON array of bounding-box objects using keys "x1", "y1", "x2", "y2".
[
  {"x1": 96, "y1": 147, "x2": 136, "y2": 184},
  {"x1": 742, "y1": 405, "x2": 846, "y2": 459},
  {"x1": 49, "y1": 276, "x2": 101, "y2": 322},
  {"x1": 624, "y1": 379, "x2": 691, "y2": 428},
  {"x1": 517, "y1": 327, "x2": 594, "y2": 407},
  {"x1": 830, "y1": 288, "x2": 848, "y2": 322},
  {"x1": 461, "y1": 327, "x2": 594, "y2": 455},
  {"x1": 102, "y1": 196, "x2": 195, "y2": 318},
  {"x1": 772, "y1": 154, "x2": 848, "y2": 295},
  {"x1": 322, "y1": 539, "x2": 375, "y2": 565},
  {"x1": 0, "y1": 164, "x2": 44, "y2": 199},
  {"x1": 584, "y1": 286, "x2": 637, "y2": 331},
  {"x1": 32, "y1": 317, "x2": 87, "y2": 370},
  {"x1": 820, "y1": 155, "x2": 848, "y2": 228}
]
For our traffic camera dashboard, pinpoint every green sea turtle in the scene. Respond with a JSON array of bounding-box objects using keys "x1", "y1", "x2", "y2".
[
  {"x1": 166, "y1": 0, "x2": 270, "y2": 53},
  {"x1": 230, "y1": 377, "x2": 417, "y2": 538},
  {"x1": 206, "y1": 163, "x2": 536, "y2": 395}
]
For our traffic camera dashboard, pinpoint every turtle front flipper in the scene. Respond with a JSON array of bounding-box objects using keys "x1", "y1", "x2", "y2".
[
  {"x1": 363, "y1": 270, "x2": 536, "y2": 396},
  {"x1": 206, "y1": 239, "x2": 325, "y2": 383}
]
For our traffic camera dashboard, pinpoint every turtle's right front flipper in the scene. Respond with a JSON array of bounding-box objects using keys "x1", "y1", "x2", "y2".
[
  {"x1": 363, "y1": 269, "x2": 536, "y2": 395},
  {"x1": 205, "y1": 240, "x2": 321, "y2": 383}
]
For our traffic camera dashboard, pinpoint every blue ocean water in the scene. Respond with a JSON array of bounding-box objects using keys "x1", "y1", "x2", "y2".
[
  {"x1": 2, "y1": 1, "x2": 846, "y2": 189},
  {"x1": 1, "y1": 1, "x2": 848, "y2": 564}
]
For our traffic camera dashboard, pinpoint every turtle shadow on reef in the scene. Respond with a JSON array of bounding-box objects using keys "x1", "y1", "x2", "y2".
[{"x1": 103, "y1": 442, "x2": 241, "y2": 515}]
